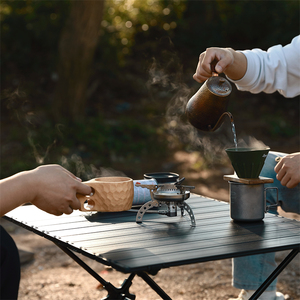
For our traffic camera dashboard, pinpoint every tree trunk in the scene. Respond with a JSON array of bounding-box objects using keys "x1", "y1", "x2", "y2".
[{"x1": 54, "y1": 0, "x2": 105, "y2": 122}]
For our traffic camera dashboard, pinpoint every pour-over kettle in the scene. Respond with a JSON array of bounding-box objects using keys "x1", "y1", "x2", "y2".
[{"x1": 186, "y1": 72, "x2": 232, "y2": 132}]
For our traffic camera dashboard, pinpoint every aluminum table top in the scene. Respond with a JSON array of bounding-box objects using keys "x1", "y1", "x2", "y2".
[{"x1": 4, "y1": 194, "x2": 300, "y2": 274}]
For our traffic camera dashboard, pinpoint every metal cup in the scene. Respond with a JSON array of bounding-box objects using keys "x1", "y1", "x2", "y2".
[{"x1": 229, "y1": 181, "x2": 279, "y2": 222}]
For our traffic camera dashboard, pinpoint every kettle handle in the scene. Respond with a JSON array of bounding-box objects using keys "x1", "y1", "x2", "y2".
[{"x1": 211, "y1": 59, "x2": 219, "y2": 77}]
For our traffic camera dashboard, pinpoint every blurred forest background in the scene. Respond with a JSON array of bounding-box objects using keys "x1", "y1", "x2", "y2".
[{"x1": 1, "y1": 0, "x2": 299, "y2": 182}]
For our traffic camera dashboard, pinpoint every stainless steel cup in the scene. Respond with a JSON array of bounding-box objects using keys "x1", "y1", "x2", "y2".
[{"x1": 229, "y1": 182, "x2": 278, "y2": 222}]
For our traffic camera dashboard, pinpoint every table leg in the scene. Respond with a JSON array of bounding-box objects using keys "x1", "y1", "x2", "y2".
[
  {"x1": 101, "y1": 273, "x2": 137, "y2": 300},
  {"x1": 54, "y1": 242, "x2": 136, "y2": 299},
  {"x1": 55, "y1": 242, "x2": 172, "y2": 299},
  {"x1": 249, "y1": 248, "x2": 299, "y2": 300},
  {"x1": 137, "y1": 271, "x2": 172, "y2": 300}
]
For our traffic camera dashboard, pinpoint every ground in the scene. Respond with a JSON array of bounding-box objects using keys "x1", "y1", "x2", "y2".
[{"x1": 1, "y1": 150, "x2": 299, "y2": 300}]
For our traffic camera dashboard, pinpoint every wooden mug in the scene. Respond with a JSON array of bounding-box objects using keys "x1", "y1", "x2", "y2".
[{"x1": 77, "y1": 177, "x2": 134, "y2": 212}]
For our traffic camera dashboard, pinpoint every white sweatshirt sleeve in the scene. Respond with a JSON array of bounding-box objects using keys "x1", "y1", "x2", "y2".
[{"x1": 229, "y1": 35, "x2": 300, "y2": 98}]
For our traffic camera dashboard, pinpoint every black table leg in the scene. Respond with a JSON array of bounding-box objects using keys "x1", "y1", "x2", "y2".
[
  {"x1": 55, "y1": 242, "x2": 172, "y2": 299},
  {"x1": 249, "y1": 248, "x2": 299, "y2": 300},
  {"x1": 138, "y1": 271, "x2": 172, "y2": 300},
  {"x1": 54, "y1": 242, "x2": 136, "y2": 299},
  {"x1": 101, "y1": 273, "x2": 137, "y2": 300}
]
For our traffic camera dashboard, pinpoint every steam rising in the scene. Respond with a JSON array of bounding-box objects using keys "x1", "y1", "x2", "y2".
[
  {"x1": 4, "y1": 52, "x2": 269, "y2": 180},
  {"x1": 147, "y1": 57, "x2": 235, "y2": 165},
  {"x1": 61, "y1": 154, "x2": 126, "y2": 180},
  {"x1": 237, "y1": 136, "x2": 268, "y2": 149},
  {"x1": 28, "y1": 132, "x2": 56, "y2": 164},
  {"x1": 2, "y1": 88, "x2": 127, "y2": 180},
  {"x1": 147, "y1": 49, "x2": 268, "y2": 165}
]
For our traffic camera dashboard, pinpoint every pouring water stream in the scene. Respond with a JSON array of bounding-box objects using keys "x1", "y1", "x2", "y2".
[{"x1": 224, "y1": 112, "x2": 238, "y2": 149}]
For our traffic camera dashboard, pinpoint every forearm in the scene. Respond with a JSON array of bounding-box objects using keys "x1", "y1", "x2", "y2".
[
  {"x1": 0, "y1": 165, "x2": 92, "y2": 217},
  {"x1": 223, "y1": 48, "x2": 247, "y2": 81},
  {"x1": 229, "y1": 36, "x2": 300, "y2": 98},
  {"x1": 0, "y1": 171, "x2": 35, "y2": 216}
]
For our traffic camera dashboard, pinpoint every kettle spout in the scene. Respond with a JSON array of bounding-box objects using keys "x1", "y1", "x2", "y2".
[{"x1": 209, "y1": 112, "x2": 232, "y2": 131}]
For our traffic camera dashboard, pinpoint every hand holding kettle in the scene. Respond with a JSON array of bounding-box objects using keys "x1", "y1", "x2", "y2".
[
  {"x1": 186, "y1": 55, "x2": 233, "y2": 132},
  {"x1": 193, "y1": 47, "x2": 247, "y2": 83}
]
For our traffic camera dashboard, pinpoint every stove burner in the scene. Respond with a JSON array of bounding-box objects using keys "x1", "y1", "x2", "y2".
[{"x1": 135, "y1": 178, "x2": 196, "y2": 227}]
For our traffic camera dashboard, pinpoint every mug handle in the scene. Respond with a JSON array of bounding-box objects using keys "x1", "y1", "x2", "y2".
[
  {"x1": 77, "y1": 187, "x2": 96, "y2": 211},
  {"x1": 264, "y1": 187, "x2": 280, "y2": 213}
]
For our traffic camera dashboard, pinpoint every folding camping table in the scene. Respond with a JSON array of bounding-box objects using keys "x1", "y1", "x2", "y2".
[{"x1": 4, "y1": 194, "x2": 300, "y2": 300}]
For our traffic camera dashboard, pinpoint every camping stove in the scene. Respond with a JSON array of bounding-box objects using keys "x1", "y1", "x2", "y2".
[{"x1": 135, "y1": 179, "x2": 196, "y2": 227}]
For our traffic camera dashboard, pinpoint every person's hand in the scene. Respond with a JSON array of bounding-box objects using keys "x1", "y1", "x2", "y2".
[
  {"x1": 274, "y1": 153, "x2": 300, "y2": 188},
  {"x1": 193, "y1": 47, "x2": 247, "y2": 83},
  {"x1": 29, "y1": 165, "x2": 92, "y2": 215}
]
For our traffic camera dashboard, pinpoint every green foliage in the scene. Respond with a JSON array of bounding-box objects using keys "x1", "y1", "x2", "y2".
[
  {"x1": 264, "y1": 114, "x2": 298, "y2": 138},
  {"x1": 0, "y1": 88, "x2": 168, "y2": 178},
  {"x1": 173, "y1": 0, "x2": 299, "y2": 63},
  {"x1": 1, "y1": 0, "x2": 299, "y2": 178},
  {"x1": 1, "y1": 1, "x2": 70, "y2": 81},
  {"x1": 97, "y1": 0, "x2": 186, "y2": 59}
]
